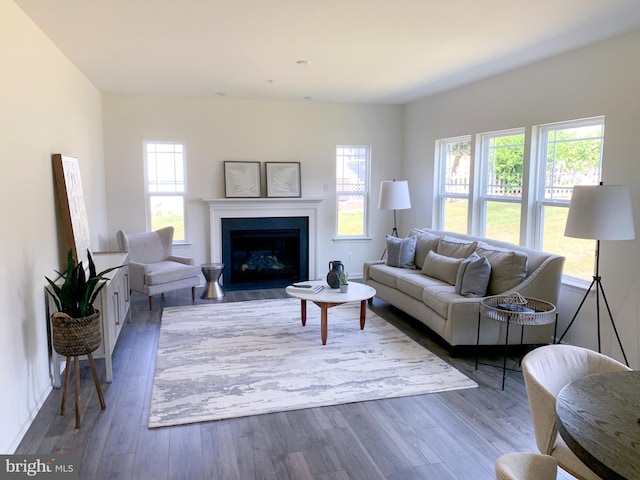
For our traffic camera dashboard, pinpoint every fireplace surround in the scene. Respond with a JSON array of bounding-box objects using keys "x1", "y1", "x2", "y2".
[{"x1": 204, "y1": 198, "x2": 323, "y2": 288}]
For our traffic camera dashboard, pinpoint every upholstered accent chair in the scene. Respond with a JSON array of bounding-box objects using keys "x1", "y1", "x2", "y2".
[
  {"x1": 521, "y1": 344, "x2": 631, "y2": 480},
  {"x1": 495, "y1": 452, "x2": 557, "y2": 480},
  {"x1": 116, "y1": 226, "x2": 201, "y2": 310}
]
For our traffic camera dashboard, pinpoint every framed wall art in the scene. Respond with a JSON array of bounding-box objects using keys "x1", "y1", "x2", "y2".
[
  {"x1": 52, "y1": 153, "x2": 92, "y2": 266},
  {"x1": 265, "y1": 162, "x2": 301, "y2": 198},
  {"x1": 224, "y1": 161, "x2": 261, "y2": 198}
]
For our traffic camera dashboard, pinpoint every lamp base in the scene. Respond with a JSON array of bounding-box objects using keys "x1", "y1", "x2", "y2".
[
  {"x1": 556, "y1": 273, "x2": 629, "y2": 366},
  {"x1": 380, "y1": 227, "x2": 399, "y2": 260}
]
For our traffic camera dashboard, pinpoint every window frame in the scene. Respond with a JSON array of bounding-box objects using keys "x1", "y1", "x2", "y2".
[
  {"x1": 335, "y1": 145, "x2": 371, "y2": 239},
  {"x1": 434, "y1": 116, "x2": 605, "y2": 282},
  {"x1": 435, "y1": 135, "x2": 472, "y2": 233},
  {"x1": 532, "y1": 116, "x2": 604, "y2": 250},
  {"x1": 477, "y1": 128, "x2": 526, "y2": 240},
  {"x1": 143, "y1": 141, "x2": 188, "y2": 243}
]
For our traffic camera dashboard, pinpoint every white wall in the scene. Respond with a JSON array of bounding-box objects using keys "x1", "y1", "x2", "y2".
[
  {"x1": 403, "y1": 28, "x2": 640, "y2": 368},
  {"x1": 1, "y1": 0, "x2": 107, "y2": 453},
  {"x1": 102, "y1": 94, "x2": 403, "y2": 279}
]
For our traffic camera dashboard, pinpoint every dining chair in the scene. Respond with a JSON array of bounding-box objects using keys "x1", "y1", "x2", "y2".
[
  {"x1": 521, "y1": 344, "x2": 631, "y2": 480},
  {"x1": 117, "y1": 226, "x2": 201, "y2": 310},
  {"x1": 495, "y1": 452, "x2": 557, "y2": 480}
]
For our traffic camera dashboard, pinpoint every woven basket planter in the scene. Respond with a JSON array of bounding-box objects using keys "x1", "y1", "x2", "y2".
[{"x1": 51, "y1": 308, "x2": 101, "y2": 357}]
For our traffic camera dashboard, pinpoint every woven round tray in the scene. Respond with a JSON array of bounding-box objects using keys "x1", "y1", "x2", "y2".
[
  {"x1": 480, "y1": 296, "x2": 556, "y2": 326},
  {"x1": 51, "y1": 308, "x2": 102, "y2": 356}
]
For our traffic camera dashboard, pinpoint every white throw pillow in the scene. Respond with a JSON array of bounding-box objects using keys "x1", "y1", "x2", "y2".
[
  {"x1": 422, "y1": 250, "x2": 464, "y2": 285},
  {"x1": 437, "y1": 237, "x2": 478, "y2": 259},
  {"x1": 476, "y1": 243, "x2": 528, "y2": 295},
  {"x1": 408, "y1": 229, "x2": 443, "y2": 270}
]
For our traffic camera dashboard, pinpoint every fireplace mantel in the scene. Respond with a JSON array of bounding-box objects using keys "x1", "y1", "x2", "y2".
[{"x1": 204, "y1": 197, "x2": 324, "y2": 281}]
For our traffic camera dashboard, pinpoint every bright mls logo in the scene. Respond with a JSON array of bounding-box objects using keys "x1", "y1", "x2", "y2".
[{"x1": 0, "y1": 455, "x2": 78, "y2": 479}]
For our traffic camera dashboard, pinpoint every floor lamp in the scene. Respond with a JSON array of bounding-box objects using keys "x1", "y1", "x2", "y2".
[
  {"x1": 379, "y1": 179, "x2": 411, "y2": 259},
  {"x1": 557, "y1": 183, "x2": 635, "y2": 366}
]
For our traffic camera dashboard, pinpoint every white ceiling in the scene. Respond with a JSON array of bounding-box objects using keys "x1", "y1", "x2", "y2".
[{"x1": 14, "y1": 0, "x2": 640, "y2": 104}]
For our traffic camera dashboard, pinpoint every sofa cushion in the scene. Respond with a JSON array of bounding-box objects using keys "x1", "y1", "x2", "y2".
[
  {"x1": 437, "y1": 236, "x2": 478, "y2": 258},
  {"x1": 422, "y1": 250, "x2": 464, "y2": 285},
  {"x1": 397, "y1": 272, "x2": 447, "y2": 301},
  {"x1": 455, "y1": 252, "x2": 492, "y2": 297},
  {"x1": 422, "y1": 285, "x2": 458, "y2": 319},
  {"x1": 409, "y1": 229, "x2": 443, "y2": 270},
  {"x1": 368, "y1": 263, "x2": 404, "y2": 289},
  {"x1": 386, "y1": 234, "x2": 417, "y2": 268},
  {"x1": 476, "y1": 242, "x2": 528, "y2": 294},
  {"x1": 144, "y1": 261, "x2": 201, "y2": 286}
]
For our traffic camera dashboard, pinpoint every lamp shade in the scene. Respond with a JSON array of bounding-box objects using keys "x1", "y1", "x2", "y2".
[
  {"x1": 564, "y1": 184, "x2": 635, "y2": 241},
  {"x1": 378, "y1": 180, "x2": 411, "y2": 210}
]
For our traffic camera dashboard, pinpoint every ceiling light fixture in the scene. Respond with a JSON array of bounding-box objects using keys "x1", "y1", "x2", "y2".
[
  {"x1": 215, "y1": 92, "x2": 228, "y2": 97},
  {"x1": 296, "y1": 60, "x2": 311, "y2": 65},
  {"x1": 303, "y1": 96, "x2": 315, "y2": 101}
]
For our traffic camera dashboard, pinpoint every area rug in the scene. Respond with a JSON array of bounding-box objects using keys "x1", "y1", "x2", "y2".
[{"x1": 148, "y1": 298, "x2": 477, "y2": 428}]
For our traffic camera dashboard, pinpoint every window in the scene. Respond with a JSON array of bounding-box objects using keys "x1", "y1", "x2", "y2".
[
  {"x1": 435, "y1": 116, "x2": 604, "y2": 281},
  {"x1": 479, "y1": 129, "x2": 525, "y2": 244},
  {"x1": 144, "y1": 142, "x2": 187, "y2": 241},
  {"x1": 336, "y1": 146, "x2": 370, "y2": 237},
  {"x1": 535, "y1": 117, "x2": 604, "y2": 279},
  {"x1": 436, "y1": 136, "x2": 471, "y2": 234}
]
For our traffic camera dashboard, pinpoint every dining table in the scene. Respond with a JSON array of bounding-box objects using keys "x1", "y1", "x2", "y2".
[{"x1": 556, "y1": 370, "x2": 640, "y2": 480}]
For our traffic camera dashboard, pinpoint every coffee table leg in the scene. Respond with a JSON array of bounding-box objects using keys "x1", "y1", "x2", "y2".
[
  {"x1": 300, "y1": 300, "x2": 307, "y2": 326},
  {"x1": 360, "y1": 300, "x2": 367, "y2": 329},
  {"x1": 321, "y1": 303, "x2": 328, "y2": 345}
]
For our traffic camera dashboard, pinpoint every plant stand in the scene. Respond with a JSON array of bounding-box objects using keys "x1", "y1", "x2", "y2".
[
  {"x1": 61, "y1": 352, "x2": 105, "y2": 428},
  {"x1": 52, "y1": 309, "x2": 106, "y2": 428}
]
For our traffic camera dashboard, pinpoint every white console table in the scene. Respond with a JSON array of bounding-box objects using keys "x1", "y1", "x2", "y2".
[{"x1": 48, "y1": 252, "x2": 131, "y2": 387}]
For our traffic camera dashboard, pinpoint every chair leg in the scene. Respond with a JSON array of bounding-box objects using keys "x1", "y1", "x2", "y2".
[
  {"x1": 61, "y1": 356, "x2": 71, "y2": 416},
  {"x1": 74, "y1": 356, "x2": 81, "y2": 428},
  {"x1": 148, "y1": 296, "x2": 153, "y2": 310},
  {"x1": 87, "y1": 352, "x2": 106, "y2": 410},
  {"x1": 192, "y1": 286, "x2": 196, "y2": 301}
]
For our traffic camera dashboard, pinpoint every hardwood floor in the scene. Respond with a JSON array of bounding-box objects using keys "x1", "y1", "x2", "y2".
[{"x1": 17, "y1": 288, "x2": 573, "y2": 480}]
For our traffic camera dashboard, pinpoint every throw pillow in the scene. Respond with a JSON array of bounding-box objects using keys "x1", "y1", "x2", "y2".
[
  {"x1": 422, "y1": 250, "x2": 464, "y2": 285},
  {"x1": 411, "y1": 231, "x2": 443, "y2": 270},
  {"x1": 455, "y1": 252, "x2": 492, "y2": 297},
  {"x1": 475, "y1": 243, "x2": 528, "y2": 294},
  {"x1": 437, "y1": 237, "x2": 478, "y2": 259},
  {"x1": 386, "y1": 235, "x2": 417, "y2": 269}
]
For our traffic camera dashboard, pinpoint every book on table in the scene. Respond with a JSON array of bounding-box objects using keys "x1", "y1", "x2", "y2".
[
  {"x1": 495, "y1": 303, "x2": 537, "y2": 313},
  {"x1": 288, "y1": 283, "x2": 324, "y2": 293}
]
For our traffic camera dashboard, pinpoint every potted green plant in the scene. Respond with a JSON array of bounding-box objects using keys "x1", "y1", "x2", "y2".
[
  {"x1": 45, "y1": 249, "x2": 122, "y2": 357},
  {"x1": 338, "y1": 271, "x2": 349, "y2": 293}
]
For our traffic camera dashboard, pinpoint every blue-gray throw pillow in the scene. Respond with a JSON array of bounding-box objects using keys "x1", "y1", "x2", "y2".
[
  {"x1": 455, "y1": 252, "x2": 492, "y2": 297},
  {"x1": 386, "y1": 235, "x2": 417, "y2": 269}
]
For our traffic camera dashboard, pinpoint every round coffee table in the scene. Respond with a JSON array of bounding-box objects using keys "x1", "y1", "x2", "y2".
[{"x1": 286, "y1": 280, "x2": 376, "y2": 345}]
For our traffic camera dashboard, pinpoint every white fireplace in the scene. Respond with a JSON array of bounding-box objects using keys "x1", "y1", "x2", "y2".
[{"x1": 204, "y1": 197, "x2": 324, "y2": 282}]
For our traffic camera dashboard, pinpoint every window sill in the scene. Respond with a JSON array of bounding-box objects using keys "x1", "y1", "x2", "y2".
[
  {"x1": 172, "y1": 241, "x2": 192, "y2": 247},
  {"x1": 561, "y1": 275, "x2": 593, "y2": 294},
  {"x1": 332, "y1": 237, "x2": 373, "y2": 242}
]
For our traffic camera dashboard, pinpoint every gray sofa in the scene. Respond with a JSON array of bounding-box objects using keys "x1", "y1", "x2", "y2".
[{"x1": 364, "y1": 228, "x2": 565, "y2": 350}]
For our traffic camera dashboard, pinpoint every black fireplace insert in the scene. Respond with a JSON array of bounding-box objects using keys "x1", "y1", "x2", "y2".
[{"x1": 221, "y1": 216, "x2": 309, "y2": 290}]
